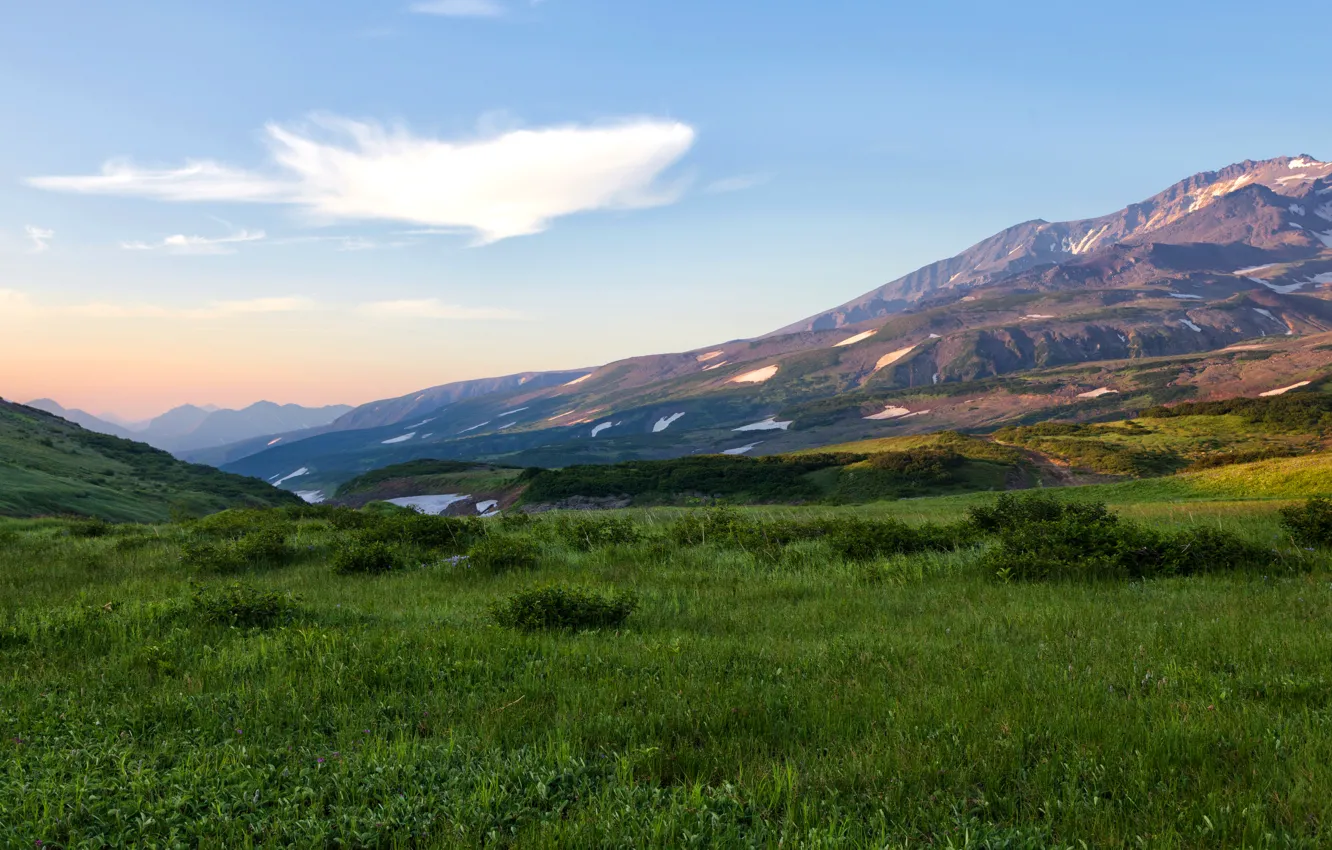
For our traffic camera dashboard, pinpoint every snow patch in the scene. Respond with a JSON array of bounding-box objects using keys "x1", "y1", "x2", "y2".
[
  {"x1": 496, "y1": 422, "x2": 516, "y2": 430},
  {"x1": 1077, "y1": 387, "x2": 1118, "y2": 399},
  {"x1": 722, "y1": 443, "x2": 761, "y2": 455},
  {"x1": 564, "y1": 373, "x2": 593, "y2": 386},
  {"x1": 1317, "y1": 231, "x2": 1332, "y2": 248},
  {"x1": 267, "y1": 437, "x2": 283, "y2": 446},
  {"x1": 730, "y1": 365, "x2": 779, "y2": 384},
  {"x1": 296, "y1": 490, "x2": 325, "y2": 504},
  {"x1": 834, "y1": 329, "x2": 877, "y2": 347},
  {"x1": 476, "y1": 500, "x2": 499, "y2": 514},
  {"x1": 1023, "y1": 314, "x2": 1055, "y2": 319},
  {"x1": 406, "y1": 418, "x2": 435, "y2": 429},
  {"x1": 1169, "y1": 293, "x2": 1204, "y2": 300},
  {"x1": 653, "y1": 412, "x2": 685, "y2": 432},
  {"x1": 1234, "y1": 263, "x2": 1278, "y2": 276},
  {"x1": 873, "y1": 345, "x2": 916, "y2": 372},
  {"x1": 457, "y1": 421, "x2": 490, "y2": 434},
  {"x1": 1254, "y1": 279, "x2": 1307, "y2": 294},
  {"x1": 274, "y1": 467, "x2": 309, "y2": 486},
  {"x1": 1290, "y1": 204, "x2": 1307, "y2": 216},
  {"x1": 1253, "y1": 308, "x2": 1279, "y2": 321},
  {"x1": 387, "y1": 494, "x2": 471, "y2": 515},
  {"x1": 733, "y1": 417, "x2": 792, "y2": 432},
  {"x1": 591, "y1": 421, "x2": 613, "y2": 437},
  {"x1": 1290, "y1": 157, "x2": 1323, "y2": 169},
  {"x1": 1179, "y1": 319, "x2": 1202, "y2": 332},
  {"x1": 498, "y1": 407, "x2": 528, "y2": 416},
  {"x1": 1315, "y1": 204, "x2": 1332, "y2": 222},
  {"x1": 695, "y1": 350, "x2": 725, "y2": 362},
  {"x1": 928, "y1": 333, "x2": 941, "y2": 339},
  {"x1": 381, "y1": 433, "x2": 415, "y2": 444},
  {"x1": 864, "y1": 405, "x2": 912, "y2": 420},
  {"x1": 1260, "y1": 381, "x2": 1312, "y2": 397},
  {"x1": 701, "y1": 361, "x2": 729, "y2": 371}
]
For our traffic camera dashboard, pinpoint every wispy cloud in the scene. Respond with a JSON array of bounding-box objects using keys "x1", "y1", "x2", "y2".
[
  {"x1": 24, "y1": 225, "x2": 54, "y2": 253},
  {"x1": 29, "y1": 114, "x2": 696, "y2": 244},
  {"x1": 704, "y1": 173, "x2": 771, "y2": 194},
  {"x1": 1, "y1": 290, "x2": 519, "y2": 323},
  {"x1": 409, "y1": 0, "x2": 505, "y2": 16},
  {"x1": 122, "y1": 228, "x2": 265, "y2": 255},
  {"x1": 358, "y1": 298, "x2": 523, "y2": 320},
  {"x1": 0, "y1": 291, "x2": 315, "y2": 320}
]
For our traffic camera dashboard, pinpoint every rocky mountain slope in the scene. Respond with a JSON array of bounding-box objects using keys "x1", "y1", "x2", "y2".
[{"x1": 212, "y1": 154, "x2": 1332, "y2": 496}]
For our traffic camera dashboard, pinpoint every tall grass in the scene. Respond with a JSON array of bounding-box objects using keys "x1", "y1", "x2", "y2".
[{"x1": 1, "y1": 498, "x2": 1331, "y2": 847}]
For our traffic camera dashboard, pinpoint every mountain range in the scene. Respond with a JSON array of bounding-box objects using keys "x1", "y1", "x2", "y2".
[
  {"x1": 24, "y1": 399, "x2": 353, "y2": 455},
  {"x1": 43, "y1": 154, "x2": 1332, "y2": 501}
]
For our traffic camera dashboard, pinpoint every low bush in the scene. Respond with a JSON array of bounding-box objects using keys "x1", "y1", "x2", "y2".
[
  {"x1": 66, "y1": 517, "x2": 115, "y2": 538},
  {"x1": 181, "y1": 527, "x2": 296, "y2": 573},
  {"x1": 359, "y1": 514, "x2": 482, "y2": 552},
  {"x1": 332, "y1": 540, "x2": 404, "y2": 575},
  {"x1": 967, "y1": 493, "x2": 1113, "y2": 533},
  {"x1": 491, "y1": 585, "x2": 639, "y2": 632},
  {"x1": 468, "y1": 535, "x2": 542, "y2": 572},
  {"x1": 980, "y1": 500, "x2": 1272, "y2": 582},
  {"x1": 190, "y1": 582, "x2": 300, "y2": 628},
  {"x1": 670, "y1": 508, "x2": 969, "y2": 562},
  {"x1": 1280, "y1": 498, "x2": 1332, "y2": 548},
  {"x1": 554, "y1": 515, "x2": 644, "y2": 550}
]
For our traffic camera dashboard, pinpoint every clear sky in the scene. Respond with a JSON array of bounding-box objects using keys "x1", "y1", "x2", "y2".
[{"x1": 1, "y1": 0, "x2": 1326, "y2": 419}]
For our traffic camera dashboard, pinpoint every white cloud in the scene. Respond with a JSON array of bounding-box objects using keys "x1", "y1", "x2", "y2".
[
  {"x1": 29, "y1": 114, "x2": 697, "y2": 244},
  {"x1": 704, "y1": 173, "x2": 771, "y2": 194},
  {"x1": 358, "y1": 298, "x2": 522, "y2": 320},
  {"x1": 0, "y1": 290, "x2": 314, "y2": 320},
  {"x1": 410, "y1": 0, "x2": 506, "y2": 15},
  {"x1": 24, "y1": 225, "x2": 54, "y2": 253},
  {"x1": 122, "y1": 229, "x2": 265, "y2": 255}
]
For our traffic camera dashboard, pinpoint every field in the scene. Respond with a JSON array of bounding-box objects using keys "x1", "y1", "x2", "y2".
[{"x1": 3, "y1": 483, "x2": 1332, "y2": 848}]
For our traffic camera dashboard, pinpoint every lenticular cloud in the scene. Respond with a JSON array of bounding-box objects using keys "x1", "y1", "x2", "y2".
[{"x1": 28, "y1": 115, "x2": 697, "y2": 243}]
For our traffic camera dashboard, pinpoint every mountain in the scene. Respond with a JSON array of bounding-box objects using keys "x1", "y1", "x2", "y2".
[
  {"x1": 212, "y1": 154, "x2": 1332, "y2": 496},
  {"x1": 775, "y1": 154, "x2": 1332, "y2": 332},
  {"x1": 119, "y1": 402, "x2": 353, "y2": 454},
  {"x1": 24, "y1": 398, "x2": 135, "y2": 439},
  {"x1": 0, "y1": 398, "x2": 302, "y2": 522}
]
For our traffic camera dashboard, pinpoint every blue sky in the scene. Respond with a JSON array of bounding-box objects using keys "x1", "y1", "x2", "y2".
[{"x1": 1, "y1": 0, "x2": 1327, "y2": 417}]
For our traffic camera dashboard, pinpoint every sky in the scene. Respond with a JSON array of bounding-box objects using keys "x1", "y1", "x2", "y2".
[{"x1": 1, "y1": 0, "x2": 1327, "y2": 420}]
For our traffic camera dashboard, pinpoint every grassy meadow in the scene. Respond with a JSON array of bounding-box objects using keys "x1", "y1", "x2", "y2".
[{"x1": 3, "y1": 486, "x2": 1332, "y2": 848}]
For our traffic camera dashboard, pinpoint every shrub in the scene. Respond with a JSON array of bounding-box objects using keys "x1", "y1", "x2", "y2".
[
  {"x1": 66, "y1": 517, "x2": 114, "y2": 538},
  {"x1": 359, "y1": 514, "x2": 482, "y2": 552},
  {"x1": 491, "y1": 585, "x2": 639, "y2": 632},
  {"x1": 332, "y1": 540, "x2": 404, "y2": 575},
  {"x1": 181, "y1": 527, "x2": 296, "y2": 573},
  {"x1": 468, "y1": 535, "x2": 542, "y2": 572},
  {"x1": 554, "y1": 515, "x2": 644, "y2": 550},
  {"x1": 967, "y1": 493, "x2": 1115, "y2": 534},
  {"x1": 1280, "y1": 498, "x2": 1332, "y2": 548},
  {"x1": 190, "y1": 582, "x2": 300, "y2": 628},
  {"x1": 979, "y1": 499, "x2": 1272, "y2": 582}
]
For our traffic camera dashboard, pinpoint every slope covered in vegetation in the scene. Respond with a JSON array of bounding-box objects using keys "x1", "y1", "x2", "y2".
[{"x1": 0, "y1": 399, "x2": 301, "y2": 522}]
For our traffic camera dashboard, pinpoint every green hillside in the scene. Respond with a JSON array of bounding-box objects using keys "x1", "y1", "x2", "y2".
[{"x1": 0, "y1": 399, "x2": 302, "y2": 522}]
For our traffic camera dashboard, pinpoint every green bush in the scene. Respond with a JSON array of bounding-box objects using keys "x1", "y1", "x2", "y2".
[
  {"x1": 554, "y1": 515, "x2": 644, "y2": 550},
  {"x1": 967, "y1": 493, "x2": 1114, "y2": 534},
  {"x1": 332, "y1": 540, "x2": 404, "y2": 575},
  {"x1": 491, "y1": 585, "x2": 639, "y2": 632},
  {"x1": 66, "y1": 517, "x2": 115, "y2": 538},
  {"x1": 979, "y1": 500, "x2": 1272, "y2": 582},
  {"x1": 1280, "y1": 498, "x2": 1332, "y2": 548},
  {"x1": 864, "y1": 448, "x2": 962, "y2": 481},
  {"x1": 359, "y1": 514, "x2": 482, "y2": 552},
  {"x1": 190, "y1": 582, "x2": 300, "y2": 628},
  {"x1": 180, "y1": 527, "x2": 296, "y2": 573},
  {"x1": 468, "y1": 535, "x2": 542, "y2": 572}
]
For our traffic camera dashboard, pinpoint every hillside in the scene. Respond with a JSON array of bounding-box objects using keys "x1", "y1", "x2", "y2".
[
  {"x1": 208, "y1": 154, "x2": 1332, "y2": 492},
  {"x1": 0, "y1": 398, "x2": 302, "y2": 522}
]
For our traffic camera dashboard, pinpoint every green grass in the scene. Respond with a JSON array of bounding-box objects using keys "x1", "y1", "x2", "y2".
[
  {"x1": 0, "y1": 399, "x2": 301, "y2": 522},
  {"x1": 2, "y1": 491, "x2": 1331, "y2": 847}
]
